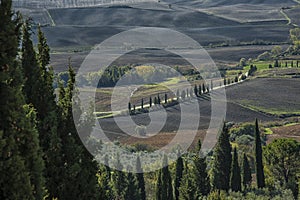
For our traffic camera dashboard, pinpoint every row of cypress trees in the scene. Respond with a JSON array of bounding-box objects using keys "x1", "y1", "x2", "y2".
[{"x1": 154, "y1": 119, "x2": 265, "y2": 199}]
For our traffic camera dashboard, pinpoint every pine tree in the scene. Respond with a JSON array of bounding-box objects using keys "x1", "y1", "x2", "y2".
[
  {"x1": 242, "y1": 153, "x2": 252, "y2": 189},
  {"x1": 174, "y1": 150, "x2": 184, "y2": 200},
  {"x1": 193, "y1": 140, "x2": 211, "y2": 196},
  {"x1": 254, "y1": 119, "x2": 265, "y2": 188},
  {"x1": 211, "y1": 122, "x2": 232, "y2": 191},
  {"x1": 136, "y1": 156, "x2": 146, "y2": 200},
  {"x1": 230, "y1": 147, "x2": 241, "y2": 192},
  {"x1": 0, "y1": 1, "x2": 39, "y2": 198}
]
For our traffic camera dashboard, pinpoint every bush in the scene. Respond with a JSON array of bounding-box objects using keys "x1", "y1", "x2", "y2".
[
  {"x1": 257, "y1": 51, "x2": 272, "y2": 61},
  {"x1": 135, "y1": 125, "x2": 147, "y2": 136},
  {"x1": 236, "y1": 135, "x2": 254, "y2": 146}
]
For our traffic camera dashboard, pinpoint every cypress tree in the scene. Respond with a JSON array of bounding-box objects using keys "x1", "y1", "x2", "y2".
[
  {"x1": 211, "y1": 122, "x2": 232, "y2": 191},
  {"x1": 165, "y1": 93, "x2": 168, "y2": 104},
  {"x1": 158, "y1": 94, "x2": 161, "y2": 104},
  {"x1": 124, "y1": 166, "x2": 140, "y2": 200},
  {"x1": 21, "y1": 20, "x2": 42, "y2": 105},
  {"x1": 174, "y1": 150, "x2": 184, "y2": 200},
  {"x1": 230, "y1": 147, "x2": 241, "y2": 192},
  {"x1": 141, "y1": 98, "x2": 144, "y2": 109},
  {"x1": 111, "y1": 154, "x2": 127, "y2": 199},
  {"x1": 98, "y1": 155, "x2": 113, "y2": 199},
  {"x1": 189, "y1": 88, "x2": 193, "y2": 97},
  {"x1": 20, "y1": 20, "x2": 46, "y2": 200},
  {"x1": 211, "y1": 80, "x2": 213, "y2": 90},
  {"x1": 179, "y1": 161, "x2": 197, "y2": 200},
  {"x1": 176, "y1": 89, "x2": 180, "y2": 100},
  {"x1": 202, "y1": 83, "x2": 206, "y2": 93},
  {"x1": 128, "y1": 102, "x2": 131, "y2": 112},
  {"x1": 198, "y1": 85, "x2": 202, "y2": 96},
  {"x1": 242, "y1": 153, "x2": 252, "y2": 189},
  {"x1": 34, "y1": 26, "x2": 62, "y2": 199},
  {"x1": 154, "y1": 97, "x2": 158, "y2": 104},
  {"x1": 150, "y1": 96, "x2": 152, "y2": 107},
  {"x1": 194, "y1": 85, "x2": 198, "y2": 97},
  {"x1": 0, "y1": 1, "x2": 39, "y2": 198},
  {"x1": 157, "y1": 155, "x2": 173, "y2": 200},
  {"x1": 57, "y1": 63, "x2": 99, "y2": 199},
  {"x1": 193, "y1": 140, "x2": 211, "y2": 196},
  {"x1": 254, "y1": 119, "x2": 265, "y2": 188},
  {"x1": 156, "y1": 170, "x2": 162, "y2": 200},
  {"x1": 136, "y1": 156, "x2": 146, "y2": 200}
]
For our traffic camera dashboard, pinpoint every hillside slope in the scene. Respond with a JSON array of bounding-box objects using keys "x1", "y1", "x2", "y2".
[
  {"x1": 48, "y1": 6, "x2": 240, "y2": 28},
  {"x1": 163, "y1": 0, "x2": 297, "y2": 8}
]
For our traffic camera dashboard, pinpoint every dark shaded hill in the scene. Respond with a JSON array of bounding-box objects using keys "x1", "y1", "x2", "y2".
[
  {"x1": 48, "y1": 6, "x2": 240, "y2": 28},
  {"x1": 163, "y1": 0, "x2": 296, "y2": 8}
]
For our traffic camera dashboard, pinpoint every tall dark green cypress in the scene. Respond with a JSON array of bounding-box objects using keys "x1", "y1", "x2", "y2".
[
  {"x1": 156, "y1": 155, "x2": 173, "y2": 200},
  {"x1": 57, "y1": 63, "x2": 99, "y2": 199},
  {"x1": 179, "y1": 161, "x2": 197, "y2": 200},
  {"x1": 41, "y1": 28, "x2": 60, "y2": 199},
  {"x1": 242, "y1": 153, "x2": 252, "y2": 189},
  {"x1": 124, "y1": 166, "x2": 140, "y2": 200},
  {"x1": 174, "y1": 150, "x2": 184, "y2": 200},
  {"x1": 194, "y1": 85, "x2": 198, "y2": 97},
  {"x1": 0, "y1": 1, "x2": 40, "y2": 199},
  {"x1": 136, "y1": 156, "x2": 146, "y2": 200},
  {"x1": 211, "y1": 122, "x2": 232, "y2": 191},
  {"x1": 254, "y1": 119, "x2": 265, "y2": 188},
  {"x1": 21, "y1": 21, "x2": 42, "y2": 105},
  {"x1": 111, "y1": 154, "x2": 127, "y2": 199},
  {"x1": 20, "y1": 21, "x2": 46, "y2": 200},
  {"x1": 230, "y1": 147, "x2": 241, "y2": 192},
  {"x1": 193, "y1": 140, "x2": 211, "y2": 196},
  {"x1": 156, "y1": 170, "x2": 162, "y2": 200}
]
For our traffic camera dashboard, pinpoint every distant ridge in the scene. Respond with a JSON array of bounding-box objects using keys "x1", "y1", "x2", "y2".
[
  {"x1": 162, "y1": 0, "x2": 297, "y2": 8},
  {"x1": 12, "y1": 0, "x2": 157, "y2": 8}
]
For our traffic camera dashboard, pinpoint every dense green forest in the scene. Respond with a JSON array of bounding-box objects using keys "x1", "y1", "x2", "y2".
[{"x1": 1, "y1": 1, "x2": 300, "y2": 199}]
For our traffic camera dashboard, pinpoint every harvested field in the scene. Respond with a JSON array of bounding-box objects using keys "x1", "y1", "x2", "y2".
[
  {"x1": 48, "y1": 7, "x2": 240, "y2": 28},
  {"x1": 50, "y1": 45, "x2": 285, "y2": 72},
  {"x1": 226, "y1": 78, "x2": 300, "y2": 117},
  {"x1": 199, "y1": 4, "x2": 287, "y2": 23},
  {"x1": 96, "y1": 78, "x2": 300, "y2": 145},
  {"x1": 285, "y1": 6, "x2": 300, "y2": 26},
  {"x1": 268, "y1": 124, "x2": 300, "y2": 143}
]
